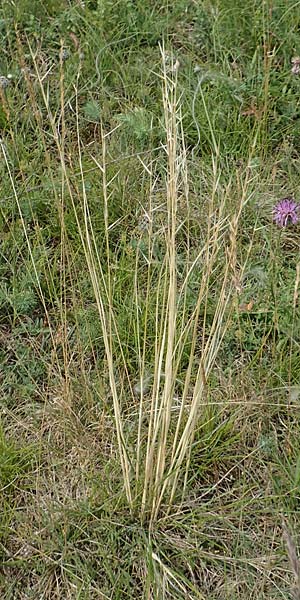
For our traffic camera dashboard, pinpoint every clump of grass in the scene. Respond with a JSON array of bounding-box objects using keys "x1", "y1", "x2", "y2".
[{"x1": 72, "y1": 46, "x2": 245, "y2": 524}]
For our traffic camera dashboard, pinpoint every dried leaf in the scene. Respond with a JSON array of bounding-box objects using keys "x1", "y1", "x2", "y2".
[{"x1": 238, "y1": 299, "x2": 254, "y2": 312}]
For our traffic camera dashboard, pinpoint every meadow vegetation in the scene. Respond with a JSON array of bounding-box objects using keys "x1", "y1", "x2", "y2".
[{"x1": 1, "y1": 0, "x2": 300, "y2": 598}]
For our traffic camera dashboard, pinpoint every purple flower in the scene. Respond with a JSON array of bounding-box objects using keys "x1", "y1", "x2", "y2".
[{"x1": 273, "y1": 197, "x2": 300, "y2": 227}]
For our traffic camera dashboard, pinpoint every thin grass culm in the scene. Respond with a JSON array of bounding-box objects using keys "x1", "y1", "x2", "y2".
[{"x1": 283, "y1": 519, "x2": 300, "y2": 600}]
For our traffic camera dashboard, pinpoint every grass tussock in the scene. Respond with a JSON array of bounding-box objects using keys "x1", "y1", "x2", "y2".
[{"x1": 1, "y1": 1, "x2": 300, "y2": 598}]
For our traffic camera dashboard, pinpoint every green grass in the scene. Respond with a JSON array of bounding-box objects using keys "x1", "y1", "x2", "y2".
[{"x1": 1, "y1": 0, "x2": 300, "y2": 597}]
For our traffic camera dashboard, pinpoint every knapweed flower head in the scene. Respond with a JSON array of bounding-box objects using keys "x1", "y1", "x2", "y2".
[{"x1": 273, "y1": 197, "x2": 300, "y2": 227}]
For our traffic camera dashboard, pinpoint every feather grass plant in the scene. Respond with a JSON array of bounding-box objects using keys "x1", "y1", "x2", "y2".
[
  {"x1": 3, "y1": 38, "x2": 248, "y2": 527},
  {"x1": 71, "y1": 45, "x2": 241, "y2": 523}
]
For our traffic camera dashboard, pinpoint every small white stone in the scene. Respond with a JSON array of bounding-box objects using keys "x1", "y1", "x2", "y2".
[{"x1": 0, "y1": 75, "x2": 10, "y2": 89}]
